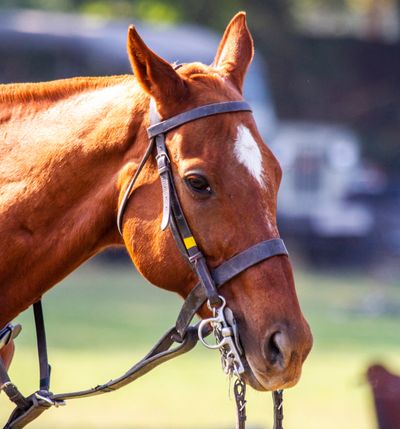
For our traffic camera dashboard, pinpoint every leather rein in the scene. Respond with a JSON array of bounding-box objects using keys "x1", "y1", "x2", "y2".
[{"x1": 0, "y1": 99, "x2": 286, "y2": 429}]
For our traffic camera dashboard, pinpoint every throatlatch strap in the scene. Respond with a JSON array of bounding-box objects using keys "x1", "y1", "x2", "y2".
[{"x1": 117, "y1": 138, "x2": 156, "y2": 235}]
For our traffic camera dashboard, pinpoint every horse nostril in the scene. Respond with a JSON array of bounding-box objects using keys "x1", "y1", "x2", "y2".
[{"x1": 265, "y1": 331, "x2": 284, "y2": 367}]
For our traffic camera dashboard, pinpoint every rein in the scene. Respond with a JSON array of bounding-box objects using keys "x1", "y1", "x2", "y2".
[{"x1": 0, "y1": 99, "x2": 286, "y2": 429}]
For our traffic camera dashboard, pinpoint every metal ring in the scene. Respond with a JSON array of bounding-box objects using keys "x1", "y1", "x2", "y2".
[
  {"x1": 198, "y1": 318, "x2": 224, "y2": 349},
  {"x1": 198, "y1": 295, "x2": 228, "y2": 349}
]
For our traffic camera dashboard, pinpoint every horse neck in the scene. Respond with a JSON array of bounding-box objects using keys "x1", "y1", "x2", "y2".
[{"x1": 0, "y1": 77, "x2": 147, "y2": 324}]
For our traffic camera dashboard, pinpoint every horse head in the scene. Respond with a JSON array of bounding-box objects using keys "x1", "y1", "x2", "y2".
[{"x1": 119, "y1": 12, "x2": 312, "y2": 391}]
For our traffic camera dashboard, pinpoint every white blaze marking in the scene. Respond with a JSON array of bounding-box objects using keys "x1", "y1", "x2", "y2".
[{"x1": 234, "y1": 125, "x2": 264, "y2": 186}]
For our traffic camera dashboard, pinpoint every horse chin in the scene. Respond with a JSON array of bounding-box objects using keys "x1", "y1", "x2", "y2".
[{"x1": 240, "y1": 356, "x2": 300, "y2": 392}]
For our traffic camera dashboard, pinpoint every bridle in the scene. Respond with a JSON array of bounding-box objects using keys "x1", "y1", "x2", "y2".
[{"x1": 0, "y1": 99, "x2": 286, "y2": 429}]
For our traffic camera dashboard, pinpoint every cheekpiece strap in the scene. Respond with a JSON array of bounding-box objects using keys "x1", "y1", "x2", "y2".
[
  {"x1": 154, "y1": 134, "x2": 172, "y2": 230},
  {"x1": 153, "y1": 124, "x2": 221, "y2": 306}
]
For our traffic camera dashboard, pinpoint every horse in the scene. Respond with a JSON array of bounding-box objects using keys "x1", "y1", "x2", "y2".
[
  {"x1": 367, "y1": 364, "x2": 400, "y2": 429},
  {"x1": 0, "y1": 11, "x2": 312, "y2": 400}
]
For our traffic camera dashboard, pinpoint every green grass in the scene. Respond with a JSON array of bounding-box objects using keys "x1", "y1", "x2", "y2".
[{"x1": 1, "y1": 262, "x2": 400, "y2": 429}]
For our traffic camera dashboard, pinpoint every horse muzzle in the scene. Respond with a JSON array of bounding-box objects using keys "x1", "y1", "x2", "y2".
[{"x1": 241, "y1": 320, "x2": 313, "y2": 391}]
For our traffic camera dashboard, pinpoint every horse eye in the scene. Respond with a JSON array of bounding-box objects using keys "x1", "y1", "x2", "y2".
[{"x1": 184, "y1": 174, "x2": 212, "y2": 195}]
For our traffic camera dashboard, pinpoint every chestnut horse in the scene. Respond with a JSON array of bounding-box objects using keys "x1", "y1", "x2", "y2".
[{"x1": 0, "y1": 12, "x2": 312, "y2": 393}]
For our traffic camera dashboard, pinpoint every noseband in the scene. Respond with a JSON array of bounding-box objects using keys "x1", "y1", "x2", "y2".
[{"x1": 0, "y1": 99, "x2": 287, "y2": 429}]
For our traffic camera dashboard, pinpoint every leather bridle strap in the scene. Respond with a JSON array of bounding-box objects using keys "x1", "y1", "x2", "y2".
[
  {"x1": 154, "y1": 132, "x2": 221, "y2": 306},
  {"x1": 116, "y1": 137, "x2": 155, "y2": 235},
  {"x1": 50, "y1": 326, "x2": 199, "y2": 401},
  {"x1": 273, "y1": 390, "x2": 284, "y2": 429},
  {"x1": 174, "y1": 238, "x2": 288, "y2": 339},
  {"x1": 147, "y1": 101, "x2": 252, "y2": 138},
  {"x1": 33, "y1": 301, "x2": 51, "y2": 391}
]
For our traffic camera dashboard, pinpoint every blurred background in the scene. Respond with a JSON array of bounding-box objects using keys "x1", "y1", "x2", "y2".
[{"x1": 0, "y1": 1, "x2": 399, "y2": 428}]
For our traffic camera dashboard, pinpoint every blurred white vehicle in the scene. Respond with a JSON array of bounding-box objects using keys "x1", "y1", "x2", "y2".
[{"x1": 270, "y1": 121, "x2": 373, "y2": 239}]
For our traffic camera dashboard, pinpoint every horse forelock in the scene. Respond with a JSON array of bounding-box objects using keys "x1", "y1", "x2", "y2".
[{"x1": 175, "y1": 62, "x2": 241, "y2": 102}]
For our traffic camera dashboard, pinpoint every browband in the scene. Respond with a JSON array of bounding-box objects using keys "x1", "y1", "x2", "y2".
[{"x1": 147, "y1": 101, "x2": 252, "y2": 138}]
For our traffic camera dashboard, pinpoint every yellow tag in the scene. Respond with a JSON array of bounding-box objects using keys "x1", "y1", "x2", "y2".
[{"x1": 184, "y1": 236, "x2": 197, "y2": 250}]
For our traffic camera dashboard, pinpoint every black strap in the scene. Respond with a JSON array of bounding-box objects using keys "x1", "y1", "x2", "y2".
[
  {"x1": 50, "y1": 326, "x2": 198, "y2": 401},
  {"x1": 273, "y1": 390, "x2": 284, "y2": 429},
  {"x1": 147, "y1": 101, "x2": 252, "y2": 138},
  {"x1": 33, "y1": 301, "x2": 50, "y2": 391},
  {"x1": 0, "y1": 370, "x2": 29, "y2": 411},
  {"x1": 212, "y1": 239, "x2": 288, "y2": 286},
  {"x1": 117, "y1": 138, "x2": 156, "y2": 235},
  {"x1": 3, "y1": 394, "x2": 52, "y2": 429},
  {"x1": 154, "y1": 133, "x2": 221, "y2": 307}
]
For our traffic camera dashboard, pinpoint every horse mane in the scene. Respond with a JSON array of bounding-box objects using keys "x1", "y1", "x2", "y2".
[
  {"x1": 0, "y1": 75, "x2": 132, "y2": 104},
  {"x1": 0, "y1": 62, "x2": 225, "y2": 105}
]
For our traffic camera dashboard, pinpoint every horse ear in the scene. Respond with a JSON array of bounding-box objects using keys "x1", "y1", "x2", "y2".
[
  {"x1": 213, "y1": 12, "x2": 254, "y2": 93},
  {"x1": 127, "y1": 25, "x2": 187, "y2": 103}
]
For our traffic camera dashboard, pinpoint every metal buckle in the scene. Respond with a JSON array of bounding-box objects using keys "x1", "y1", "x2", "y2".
[
  {"x1": 35, "y1": 392, "x2": 66, "y2": 408},
  {"x1": 0, "y1": 381, "x2": 12, "y2": 391},
  {"x1": 155, "y1": 152, "x2": 170, "y2": 174},
  {"x1": 198, "y1": 296, "x2": 245, "y2": 375}
]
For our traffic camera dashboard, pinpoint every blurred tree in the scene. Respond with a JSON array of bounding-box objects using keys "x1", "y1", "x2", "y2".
[
  {"x1": 397, "y1": 0, "x2": 400, "y2": 27},
  {"x1": 1, "y1": 0, "x2": 398, "y2": 172}
]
